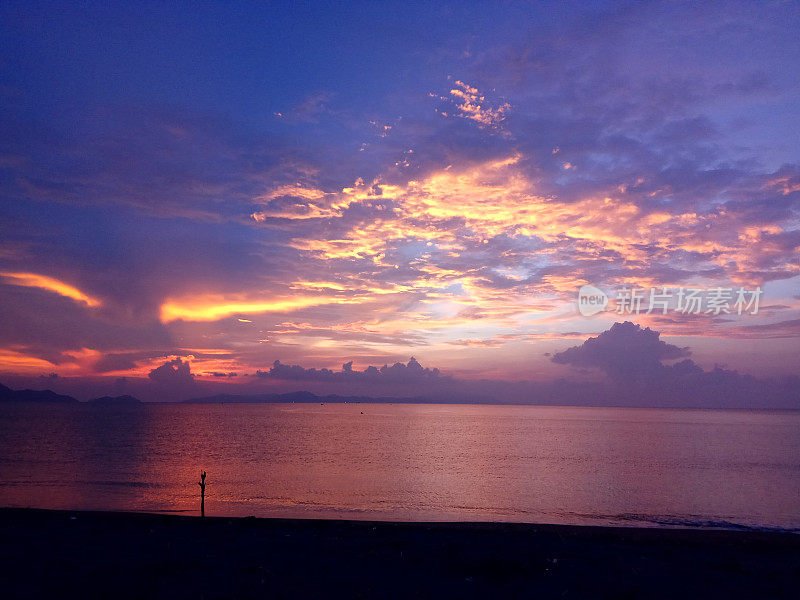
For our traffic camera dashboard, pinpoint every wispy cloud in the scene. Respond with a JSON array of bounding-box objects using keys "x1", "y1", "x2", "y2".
[
  {"x1": 0, "y1": 272, "x2": 102, "y2": 307},
  {"x1": 159, "y1": 293, "x2": 368, "y2": 323}
]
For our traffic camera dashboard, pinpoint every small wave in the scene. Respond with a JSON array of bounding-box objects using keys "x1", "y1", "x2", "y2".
[
  {"x1": 594, "y1": 512, "x2": 800, "y2": 533},
  {"x1": 0, "y1": 480, "x2": 161, "y2": 488}
]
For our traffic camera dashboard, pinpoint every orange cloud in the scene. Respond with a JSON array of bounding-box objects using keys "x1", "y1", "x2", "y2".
[
  {"x1": 159, "y1": 293, "x2": 368, "y2": 322},
  {"x1": 0, "y1": 271, "x2": 102, "y2": 307},
  {"x1": 434, "y1": 80, "x2": 511, "y2": 130},
  {"x1": 278, "y1": 153, "x2": 796, "y2": 291},
  {"x1": 0, "y1": 346, "x2": 102, "y2": 376},
  {"x1": 0, "y1": 348, "x2": 58, "y2": 373},
  {"x1": 241, "y1": 150, "x2": 800, "y2": 350},
  {"x1": 250, "y1": 182, "x2": 352, "y2": 222}
]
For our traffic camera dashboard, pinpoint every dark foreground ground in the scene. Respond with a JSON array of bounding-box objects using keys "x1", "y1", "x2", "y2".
[{"x1": 1, "y1": 508, "x2": 798, "y2": 599}]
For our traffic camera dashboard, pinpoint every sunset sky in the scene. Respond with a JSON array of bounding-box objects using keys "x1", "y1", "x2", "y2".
[{"x1": 1, "y1": 1, "x2": 799, "y2": 403}]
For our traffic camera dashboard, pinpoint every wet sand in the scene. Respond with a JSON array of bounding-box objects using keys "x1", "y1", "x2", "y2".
[{"x1": 0, "y1": 508, "x2": 798, "y2": 599}]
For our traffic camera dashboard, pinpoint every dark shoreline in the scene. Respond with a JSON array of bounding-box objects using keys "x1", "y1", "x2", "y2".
[{"x1": 1, "y1": 508, "x2": 798, "y2": 599}]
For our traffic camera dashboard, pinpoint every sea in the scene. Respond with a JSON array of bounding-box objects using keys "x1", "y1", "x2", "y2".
[{"x1": 1, "y1": 402, "x2": 798, "y2": 531}]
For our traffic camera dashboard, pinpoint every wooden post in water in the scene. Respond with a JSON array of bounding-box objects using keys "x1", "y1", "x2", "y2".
[{"x1": 198, "y1": 471, "x2": 206, "y2": 518}]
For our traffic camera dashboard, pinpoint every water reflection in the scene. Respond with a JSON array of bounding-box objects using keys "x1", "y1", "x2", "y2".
[{"x1": 0, "y1": 403, "x2": 798, "y2": 528}]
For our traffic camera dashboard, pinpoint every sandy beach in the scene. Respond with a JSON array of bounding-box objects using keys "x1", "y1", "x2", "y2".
[{"x1": 1, "y1": 508, "x2": 798, "y2": 599}]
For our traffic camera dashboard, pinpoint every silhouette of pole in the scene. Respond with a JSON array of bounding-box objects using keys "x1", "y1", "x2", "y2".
[{"x1": 198, "y1": 471, "x2": 206, "y2": 517}]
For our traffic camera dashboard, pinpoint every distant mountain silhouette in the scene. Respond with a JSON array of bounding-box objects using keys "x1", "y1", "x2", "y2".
[
  {"x1": 0, "y1": 382, "x2": 78, "y2": 403},
  {"x1": 183, "y1": 391, "x2": 431, "y2": 404},
  {"x1": 89, "y1": 395, "x2": 142, "y2": 405}
]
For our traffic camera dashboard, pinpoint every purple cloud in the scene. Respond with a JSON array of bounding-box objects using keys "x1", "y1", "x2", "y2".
[
  {"x1": 552, "y1": 322, "x2": 691, "y2": 382},
  {"x1": 552, "y1": 322, "x2": 799, "y2": 408},
  {"x1": 148, "y1": 358, "x2": 194, "y2": 385},
  {"x1": 256, "y1": 357, "x2": 449, "y2": 384}
]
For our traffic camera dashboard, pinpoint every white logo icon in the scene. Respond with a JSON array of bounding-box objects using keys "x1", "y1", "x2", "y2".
[{"x1": 577, "y1": 284, "x2": 608, "y2": 316}]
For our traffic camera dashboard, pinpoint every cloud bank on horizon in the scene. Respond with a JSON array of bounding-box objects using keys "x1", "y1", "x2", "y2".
[
  {"x1": 6, "y1": 322, "x2": 795, "y2": 408},
  {"x1": 0, "y1": 1, "x2": 798, "y2": 403}
]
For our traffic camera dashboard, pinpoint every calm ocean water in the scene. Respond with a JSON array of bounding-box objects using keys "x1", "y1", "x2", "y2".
[{"x1": 1, "y1": 403, "x2": 798, "y2": 530}]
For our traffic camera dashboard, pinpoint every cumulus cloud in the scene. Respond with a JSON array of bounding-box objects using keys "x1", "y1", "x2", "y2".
[
  {"x1": 256, "y1": 356, "x2": 449, "y2": 384},
  {"x1": 148, "y1": 358, "x2": 195, "y2": 385},
  {"x1": 552, "y1": 321, "x2": 691, "y2": 381},
  {"x1": 552, "y1": 322, "x2": 799, "y2": 407}
]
